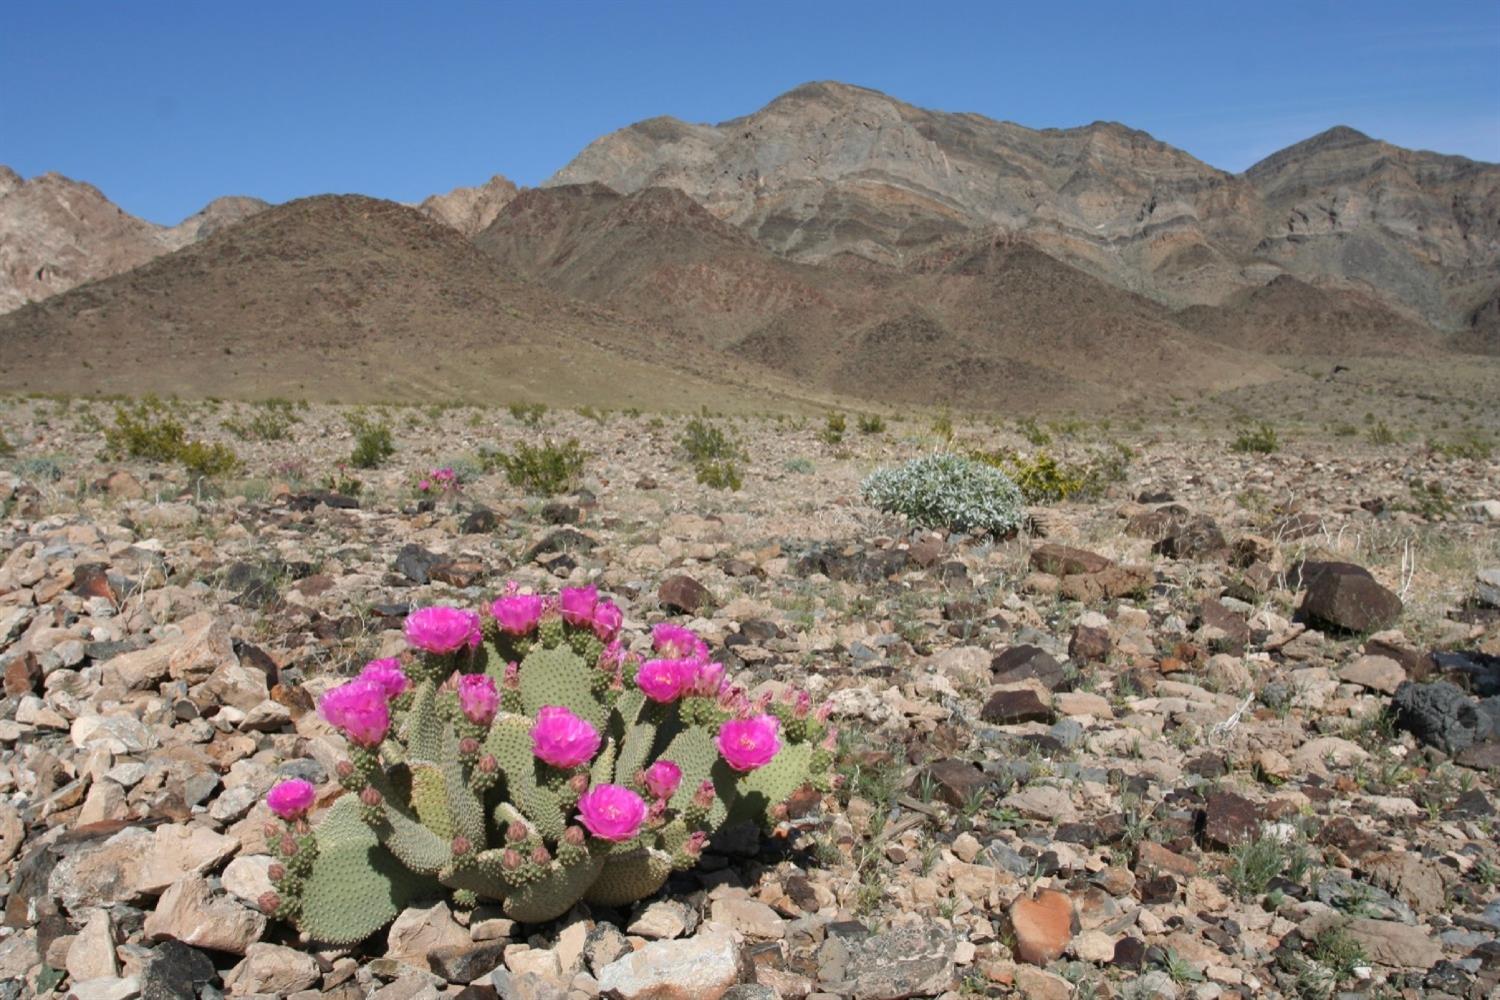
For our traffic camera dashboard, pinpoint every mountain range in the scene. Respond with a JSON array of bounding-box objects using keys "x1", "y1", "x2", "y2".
[{"x1": 1, "y1": 81, "x2": 1495, "y2": 408}]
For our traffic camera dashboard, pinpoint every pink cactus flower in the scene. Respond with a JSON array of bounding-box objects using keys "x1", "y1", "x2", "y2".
[
  {"x1": 591, "y1": 600, "x2": 623, "y2": 642},
  {"x1": 641, "y1": 760, "x2": 682, "y2": 800},
  {"x1": 404, "y1": 606, "x2": 481, "y2": 654},
  {"x1": 686, "y1": 660, "x2": 726, "y2": 698},
  {"x1": 457, "y1": 674, "x2": 499, "y2": 726},
  {"x1": 266, "y1": 779, "x2": 316, "y2": 820},
  {"x1": 530, "y1": 706, "x2": 601, "y2": 768},
  {"x1": 651, "y1": 623, "x2": 708, "y2": 661},
  {"x1": 559, "y1": 586, "x2": 598, "y2": 628},
  {"x1": 717, "y1": 714, "x2": 781, "y2": 772},
  {"x1": 576, "y1": 784, "x2": 647, "y2": 841},
  {"x1": 418, "y1": 479, "x2": 431, "y2": 492},
  {"x1": 635, "y1": 658, "x2": 689, "y2": 703},
  {"x1": 318, "y1": 678, "x2": 391, "y2": 748},
  {"x1": 490, "y1": 590, "x2": 544, "y2": 636},
  {"x1": 357, "y1": 658, "x2": 409, "y2": 700}
]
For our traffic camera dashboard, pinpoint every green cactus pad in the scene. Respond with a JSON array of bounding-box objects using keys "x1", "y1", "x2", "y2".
[
  {"x1": 441, "y1": 726, "x2": 487, "y2": 846},
  {"x1": 590, "y1": 737, "x2": 618, "y2": 787},
  {"x1": 502, "y1": 853, "x2": 605, "y2": 923},
  {"x1": 726, "y1": 742, "x2": 814, "y2": 825},
  {"x1": 612, "y1": 690, "x2": 657, "y2": 783},
  {"x1": 368, "y1": 772, "x2": 453, "y2": 875},
  {"x1": 519, "y1": 645, "x2": 604, "y2": 729},
  {"x1": 661, "y1": 724, "x2": 727, "y2": 826},
  {"x1": 585, "y1": 849, "x2": 673, "y2": 907},
  {"x1": 485, "y1": 715, "x2": 565, "y2": 842},
  {"x1": 298, "y1": 797, "x2": 427, "y2": 946},
  {"x1": 408, "y1": 764, "x2": 455, "y2": 840},
  {"x1": 404, "y1": 680, "x2": 443, "y2": 763}
]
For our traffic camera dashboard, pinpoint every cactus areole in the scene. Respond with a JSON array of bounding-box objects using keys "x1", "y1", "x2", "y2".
[{"x1": 261, "y1": 585, "x2": 834, "y2": 945}]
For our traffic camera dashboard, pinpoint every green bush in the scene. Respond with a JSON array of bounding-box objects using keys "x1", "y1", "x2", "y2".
[
  {"x1": 348, "y1": 416, "x2": 395, "y2": 469},
  {"x1": 970, "y1": 445, "x2": 1131, "y2": 504},
  {"x1": 856, "y1": 414, "x2": 886, "y2": 435},
  {"x1": 679, "y1": 417, "x2": 745, "y2": 490},
  {"x1": 1367, "y1": 420, "x2": 1397, "y2": 445},
  {"x1": 105, "y1": 396, "x2": 187, "y2": 461},
  {"x1": 861, "y1": 452, "x2": 1025, "y2": 535},
  {"x1": 223, "y1": 399, "x2": 298, "y2": 441},
  {"x1": 508, "y1": 402, "x2": 547, "y2": 428},
  {"x1": 820, "y1": 412, "x2": 846, "y2": 445},
  {"x1": 491, "y1": 438, "x2": 586, "y2": 496},
  {"x1": 0, "y1": 428, "x2": 12, "y2": 456},
  {"x1": 179, "y1": 440, "x2": 242, "y2": 479},
  {"x1": 1230, "y1": 423, "x2": 1279, "y2": 454},
  {"x1": 1015, "y1": 417, "x2": 1051, "y2": 447},
  {"x1": 1428, "y1": 432, "x2": 1492, "y2": 461}
]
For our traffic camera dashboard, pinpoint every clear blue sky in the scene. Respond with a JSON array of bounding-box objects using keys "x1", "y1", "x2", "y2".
[{"x1": 4, "y1": 1, "x2": 1497, "y2": 225}]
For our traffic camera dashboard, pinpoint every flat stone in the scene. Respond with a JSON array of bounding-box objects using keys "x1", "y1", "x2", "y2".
[
  {"x1": 1030, "y1": 545, "x2": 1112, "y2": 576},
  {"x1": 388, "y1": 902, "x2": 471, "y2": 973},
  {"x1": 66, "y1": 977, "x2": 141, "y2": 1000},
  {"x1": 67, "y1": 909, "x2": 119, "y2": 982},
  {"x1": 1202, "y1": 791, "x2": 1261, "y2": 848},
  {"x1": 1339, "y1": 655, "x2": 1406, "y2": 694},
  {"x1": 1300, "y1": 562, "x2": 1402, "y2": 633},
  {"x1": 100, "y1": 613, "x2": 235, "y2": 691},
  {"x1": 224, "y1": 943, "x2": 321, "y2": 995},
  {"x1": 710, "y1": 897, "x2": 787, "y2": 939},
  {"x1": 981, "y1": 687, "x2": 1052, "y2": 725},
  {"x1": 628, "y1": 899, "x2": 694, "y2": 940},
  {"x1": 143, "y1": 874, "x2": 265, "y2": 955},
  {"x1": 658, "y1": 574, "x2": 714, "y2": 614},
  {"x1": 595, "y1": 930, "x2": 745, "y2": 1000},
  {"x1": 1001, "y1": 785, "x2": 1078, "y2": 823},
  {"x1": 816, "y1": 922, "x2": 956, "y2": 999},
  {"x1": 1342, "y1": 917, "x2": 1444, "y2": 969},
  {"x1": 991, "y1": 646, "x2": 1066, "y2": 691}
]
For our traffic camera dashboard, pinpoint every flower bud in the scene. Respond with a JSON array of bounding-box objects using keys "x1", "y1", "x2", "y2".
[
  {"x1": 478, "y1": 753, "x2": 498, "y2": 774},
  {"x1": 563, "y1": 825, "x2": 587, "y2": 847},
  {"x1": 530, "y1": 845, "x2": 551, "y2": 866},
  {"x1": 506, "y1": 821, "x2": 530, "y2": 844},
  {"x1": 267, "y1": 862, "x2": 286, "y2": 882},
  {"x1": 452, "y1": 835, "x2": 471, "y2": 856},
  {"x1": 568, "y1": 772, "x2": 591, "y2": 795},
  {"x1": 502, "y1": 848, "x2": 524, "y2": 871},
  {"x1": 335, "y1": 759, "x2": 355, "y2": 779},
  {"x1": 693, "y1": 780, "x2": 715, "y2": 809},
  {"x1": 459, "y1": 736, "x2": 480, "y2": 756},
  {"x1": 684, "y1": 830, "x2": 708, "y2": 857},
  {"x1": 279, "y1": 833, "x2": 299, "y2": 857},
  {"x1": 360, "y1": 786, "x2": 383, "y2": 808},
  {"x1": 258, "y1": 891, "x2": 281, "y2": 915}
]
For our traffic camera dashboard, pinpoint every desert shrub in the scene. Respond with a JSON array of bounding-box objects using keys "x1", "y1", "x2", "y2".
[
  {"x1": 179, "y1": 440, "x2": 242, "y2": 479},
  {"x1": 1015, "y1": 417, "x2": 1052, "y2": 447},
  {"x1": 223, "y1": 398, "x2": 298, "y2": 441},
  {"x1": 861, "y1": 452, "x2": 1025, "y2": 535},
  {"x1": 105, "y1": 396, "x2": 187, "y2": 461},
  {"x1": 1366, "y1": 420, "x2": 1397, "y2": 445},
  {"x1": 783, "y1": 457, "x2": 814, "y2": 475},
  {"x1": 679, "y1": 417, "x2": 745, "y2": 490},
  {"x1": 508, "y1": 402, "x2": 547, "y2": 428},
  {"x1": 0, "y1": 428, "x2": 11, "y2": 456},
  {"x1": 820, "y1": 412, "x2": 845, "y2": 445},
  {"x1": 348, "y1": 415, "x2": 395, "y2": 469},
  {"x1": 16, "y1": 456, "x2": 64, "y2": 482},
  {"x1": 259, "y1": 596, "x2": 831, "y2": 944},
  {"x1": 1428, "y1": 432, "x2": 1492, "y2": 461},
  {"x1": 576, "y1": 406, "x2": 607, "y2": 425},
  {"x1": 321, "y1": 464, "x2": 364, "y2": 496},
  {"x1": 970, "y1": 445, "x2": 1131, "y2": 504},
  {"x1": 1403, "y1": 478, "x2": 1455, "y2": 519},
  {"x1": 857, "y1": 414, "x2": 886, "y2": 434},
  {"x1": 931, "y1": 411, "x2": 954, "y2": 442},
  {"x1": 491, "y1": 439, "x2": 586, "y2": 496},
  {"x1": 1230, "y1": 423, "x2": 1279, "y2": 454}
]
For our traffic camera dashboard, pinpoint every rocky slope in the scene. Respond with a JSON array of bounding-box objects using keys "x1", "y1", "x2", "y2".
[
  {"x1": 416, "y1": 174, "x2": 519, "y2": 237},
  {"x1": 549, "y1": 82, "x2": 1500, "y2": 330},
  {"x1": 0, "y1": 399, "x2": 1496, "y2": 998}
]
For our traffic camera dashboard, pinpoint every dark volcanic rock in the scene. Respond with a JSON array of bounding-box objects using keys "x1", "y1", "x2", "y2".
[
  {"x1": 1152, "y1": 515, "x2": 1228, "y2": 560},
  {"x1": 991, "y1": 645, "x2": 1066, "y2": 691},
  {"x1": 1393, "y1": 681, "x2": 1500, "y2": 755},
  {"x1": 393, "y1": 543, "x2": 443, "y2": 585},
  {"x1": 140, "y1": 940, "x2": 217, "y2": 1000},
  {"x1": 659, "y1": 574, "x2": 713, "y2": 614},
  {"x1": 981, "y1": 688, "x2": 1053, "y2": 725},
  {"x1": 1030, "y1": 544, "x2": 1112, "y2": 576}
]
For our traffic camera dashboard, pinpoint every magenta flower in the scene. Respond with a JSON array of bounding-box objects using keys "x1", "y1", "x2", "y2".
[
  {"x1": 530, "y1": 706, "x2": 602, "y2": 768},
  {"x1": 559, "y1": 586, "x2": 598, "y2": 628},
  {"x1": 318, "y1": 678, "x2": 391, "y2": 748},
  {"x1": 717, "y1": 714, "x2": 781, "y2": 772},
  {"x1": 652, "y1": 623, "x2": 708, "y2": 661},
  {"x1": 457, "y1": 674, "x2": 499, "y2": 726},
  {"x1": 266, "y1": 779, "x2": 316, "y2": 820},
  {"x1": 591, "y1": 600, "x2": 623, "y2": 642},
  {"x1": 686, "y1": 660, "x2": 726, "y2": 698},
  {"x1": 576, "y1": 784, "x2": 647, "y2": 841},
  {"x1": 405, "y1": 606, "x2": 482, "y2": 654},
  {"x1": 490, "y1": 591, "x2": 544, "y2": 636},
  {"x1": 635, "y1": 658, "x2": 689, "y2": 703},
  {"x1": 357, "y1": 658, "x2": 409, "y2": 700},
  {"x1": 642, "y1": 760, "x2": 682, "y2": 800}
]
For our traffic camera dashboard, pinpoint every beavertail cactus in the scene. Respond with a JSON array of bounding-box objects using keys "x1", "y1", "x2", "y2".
[{"x1": 262, "y1": 585, "x2": 833, "y2": 945}]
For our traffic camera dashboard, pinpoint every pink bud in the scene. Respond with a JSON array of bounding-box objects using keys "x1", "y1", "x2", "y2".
[
  {"x1": 564, "y1": 826, "x2": 586, "y2": 847},
  {"x1": 279, "y1": 833, "x2": 299, "y2": 857},
  {"x1": 360, "y1": 787, "x2": 383, "y2": 808},
  {"x1": 693, "y1": 780, "x2": 715, "y2": 808},
  {"x1": 478, "y1": 754, "x2": 498, "y2": 774},
  {"x1": 506, "y1": 821, "x2": 530, "y2": 844},
  {"x1": 531, "y1": 845, "x2": 551, "y2": 866},
  {"x1": 335, "y1": 759, "x2": 355, "y2": 779},
  {"x1": 267, "y1": 862, "x2": 286, "y2": 882},
  {"x1": 452, "y1": 835, "x2": 471, "y2": 856},
  {"x1": 568, "y1": 772, "x2": 591, "y2": 796},
  {"x1": 459, "y1": 736, "x2": 480, "y2": 756},
  {"x1": 502, "y1": 849, "x2": 524, "y2": 871},
  {"x1": 258, "y1": 891, "x2": 281, "y2": 915}
]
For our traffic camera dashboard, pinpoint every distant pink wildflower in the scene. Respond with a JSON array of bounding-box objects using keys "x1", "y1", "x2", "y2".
[{"x1": 405, "y1": 606, "x2": 481, "y2": 654}]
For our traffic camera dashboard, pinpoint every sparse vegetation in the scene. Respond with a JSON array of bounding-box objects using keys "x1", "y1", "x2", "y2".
[
  {"x1": 223, "y1": 398, "x2": 298, "y2": 441},
  {"x1": 104, "y1": 395, "x2": 239, "y2": 478},
  {"x1": 508, "y1": 402, "x2": 547, "y2": 428},
  {"x1": 820, "y1": 411, "x2": 845, "y2": 445},
  {"x1": 679, "y1": 416, "x2": 745, "y2": 490},
  {"x1": 1230, "y1": 422, "x2": 1279, "y2": 454},
  {"x1": 348, "y1": 414, "x2": 395, "y2": 469},
  {"x1": 857, "y1": 414, "x2": 886, "y2": 434},
  {"x1": 488, "y1": 438, "x2": 587, "y2": 496}
]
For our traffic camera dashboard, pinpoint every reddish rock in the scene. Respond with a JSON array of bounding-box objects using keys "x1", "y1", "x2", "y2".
[
  {"x1": 1201, "y1": 791, "x2": 1262, "y2": 848},
  {"x1": 1135, "y1": 841, "x2": 1198, "y2": 879},
  {"x1": 917, "y1": 758, "x2": 990, "y2": 809},
  {"x1": 659, "y1": 575, "x2": 713, "y2": 614},
  {"x1": 71, "y1": 564, "x2": 119, "y2": 603},
  {"x1": 981, "y1": 688, "x2": 1052, "y2": 725},
  {"x1": 1007, "y1": 889, "x2": 1076, "y2": 966},
  {"x1": 1029, "y1": 544, "x2": 1112, "y2": 577},
  {"x1": 3, "y1": 653, "x2": 40, "y2": 697},
  {"x1": 1068, "y1": 625, "x2": 1111, "y2": 664},
  {"x1": 1298, "y1": 562, "x2": 1403, "y2": 633}
]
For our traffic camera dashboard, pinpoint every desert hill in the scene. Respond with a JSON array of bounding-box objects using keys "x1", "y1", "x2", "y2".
[{"x1": 549, "y1": 81, "x2": 1499, "y2": 331}]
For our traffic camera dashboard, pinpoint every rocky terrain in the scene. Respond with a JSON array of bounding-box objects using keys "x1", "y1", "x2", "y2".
[{"x1": 0, "y1": 395, "x2": 1497, "y2": 999}]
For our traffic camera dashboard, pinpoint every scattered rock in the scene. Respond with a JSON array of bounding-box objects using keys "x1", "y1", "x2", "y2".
[{"x1": 595, "y1": 930, "x2": 745, "y2": 999}]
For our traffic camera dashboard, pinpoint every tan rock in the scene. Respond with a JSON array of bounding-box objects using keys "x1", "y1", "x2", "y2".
[
  {"x1": 66, "y1": 910, "x2": 119, "y2": 982},
  {"x1": 1339, "y1": 655, "x2": 1406, "y2": 694},
  {"x1": 709, "y1": 897, "x2": 786, "y2": 939},
  {"x1": 224, "y1": 943, "x2": 320, "y2": 996},
  {"x1": 1014, "y1": 964, "x2": 1073, "y2": 1000},
  {"x1": 143, "y1": 874, "x2": 265, "y2": 955},
  {"x1": 595, "y1": 930, "x2": 744, "y2": 1000},
  {"x1": 101, "y1": 612, "x2": 235, "y2": 691},
  {"x1": 387, "y1": 902, "x2": 471, "y2": 973}
]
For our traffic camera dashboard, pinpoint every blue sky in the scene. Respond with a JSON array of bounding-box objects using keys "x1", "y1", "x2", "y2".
[{"x1": 4, "y1": 1, "x2": 1496, "y2": 224}]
